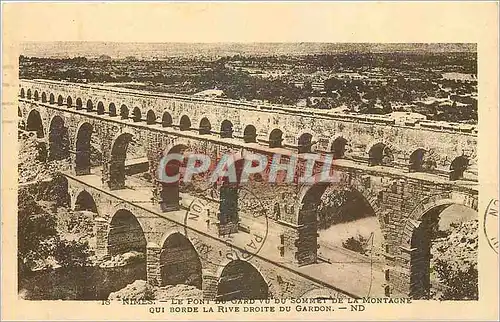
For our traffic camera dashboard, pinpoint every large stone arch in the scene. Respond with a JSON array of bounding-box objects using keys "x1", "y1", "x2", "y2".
[
  {"x1": 107, "y1": 208, "x2": 147, "y2": 256},
  {"x1": 216, "y1": 259, "x2": 269, "y2": 300},
  {"x1": 293, "y1": 177, "x2": 384, "y2": 266},
  {"x1": 108, "y1": 132, "x2": 134, "y2": 190},
  {"x1": 158, "y1": 231, "x2": 203, "y2": 289},
  {"x1": 48, "y1": 115, "x2": 70, "y2": 160},
  {"x1": 158, "y1": 142, "x2": 190, "y2": 211},
  {"x1": 74, "y1": 122, "x2": 94, "y2": 175},
  {"x1": 400, "y1": 191, "x2": 478, "y2": 299}
]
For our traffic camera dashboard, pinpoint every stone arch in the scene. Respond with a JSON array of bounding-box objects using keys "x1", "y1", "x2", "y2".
[
  {"x1": 132, "y1": 107, "x2": 142, "y2": 122},
  {"x1": 109, "y1": 103, "x2": 117, "y2": 117},
  {"x1": 294, "y1": 180, "x2": 384, "y2": 265},
  {"x1": 159, "y1": 231, "x2": 203, "y2": 289},
  {"x1": 146, "y1": 110, "x2": 156, "y2": 125},
  {"x1": 243, "y1": 124, "x2": 257, "y2": 143},
  {"x1": 401, "y1": 192, "x2": 478, "y2": 299},
  {"x1": 49, "y1": 93, "x2": 55, "y2": 104},
  {"x1": 86, "y1": 99, "x2": 93, "y2": 111},
  {"x1": 409, "y1": 148, "x2": 435, "y2": 173},
  {"x1": 26, "y1": 109, "x2": 44, "y2": 138},
  {"x1": 27, "y1": 89, "x2": 32, "y2": 99},
  {"x1": 268, "y1": 128, "x2": 284, "y2": 148},
  {"x1": 330, "y1": 136, "x2": 348, "y2": 159},
  {"x1": 220, "y1": 120, "x2": 234, "y2": 138},
  {"x1": 199, "y1": 117, "x2": 211, "y2": 135},
  {"x1": 449, "y1": 155, "x2": 469, "y2": 181},
  {"x1": 97, "y1": 101, "x2": 105, "y2": 115},
  {"x1": 162, "y1": 111, "x2": 173, "y2": 127},
  {"x1": 34, "y1": 90, "x2": 39, "y2": 101},
  {"x1": 108, "y1": 132, "x2": 134, "y2": 190},
  {"x1": 179, "y1": 115, "x2": 191, "y2": 131},
  {"x1": 74, "y1": 189, "x2": 98, "y2": 214},
  {"x1": 18, "y1": 106, "x2": 22, "y2": 118},
  {"x1": 57, "y1": 95, "x2": 64, "y2": 106},
  {"x1": 41, "y1": 92, "x2": 47, "y2": 103},
  {"x1": 48, "y1": 115, "x2": 70, "y2": 160},
  {"x1": 76, "y1": 97, "x2": 83, "y2": 110},
  {"x1": 75, "y1": 122, "x2": 93, "y2": 175},
  {"x1": 120, "y1": 104, "x2": 129, "y2": 119},
  {"x1": 107, "y1": 209, "x2": 147, "y2": 256},
  {"x1": 368, "y1": 142, "x2": 394, "y2": 166},
  {"x1": 297, "y1": 132, "x2": 314, "y2": 153},
  {"x1": 216, "y1": 260, "x2": 269, "y2": 300},
  {"x1": 20, "y1": 88, "x2": 25, "y2": 98},
  {"x1": 66, "y1": 96, "x2": 73, "y2": 108}
]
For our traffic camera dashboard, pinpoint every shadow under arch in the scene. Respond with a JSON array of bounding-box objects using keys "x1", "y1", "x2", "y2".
[
  {"x1": 159, "y1": 232, "x2": 202, "y2": 289},
  {"x1": 216, "y1": 260, "x2": 269, "y2": 301}
]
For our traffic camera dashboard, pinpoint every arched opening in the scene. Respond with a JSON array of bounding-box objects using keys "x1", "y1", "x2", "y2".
[
  {"x1": 48, "y1": 115, "x2": 70, "y2": 160},
  {"x1": 409, "y1": 203, "x2": 477, "y2": 300},
  {"x1": 109, "y1": 103, "x2": 117, "y2": 117},
  {"x1": 74, "y1": 190, "x2": 98, "y2": 214},
  {"x1": 27, "y1": 89, "x2": 32, "y2": 100},
  {"x1": 159, "y1": 144, "x2": 188, "y2": 210},
  {"x1": 162, "y1": 112, "x2": 172, "y2": 127},
  {"x1": 297, "y1": 183, "x2": 384, "y2": 268},
  {"x1": 108, "y1": 133, "x2": 133, "y2": 190},
  {"x1": 42, "y1": 92, "x2": 47, "y2": 103},
  {"x1": 107, "y1": 209, "x2": 147, "y2": 256},
  {"x1": 75, "y1": 123, "x2": 93, "y2": 175},
  {"x1": 297, "y1": 133, "x2": 313, "y2": 153},
  {"x1": 132, "y1": 107, "x2": 142, "y2": 122},
  {"x1": 49, "y1": 93, "x2": 55, "y2": 104},
  {"x1": 34, "y1": 90, "x2": 39, "y2": 101},
  {"x1": 120, "y1": 104, "x2": 129, "y2": 119},
  {"x1": 216, "y1": 260, "x2": 268, "y2": 301},
  {"x1": 18, "y1": 106, "x2": 22, "y2": 118},
  {"x1": 368, "y1": 143, "x2": 393, "y2": 166},
  {"x1": 243, "y1": 125, "x2": 257, "y2": 143},
  {"x1": 160, "y1": 233, "x2": 202, "y2": 289},
  {"x1": 331, "y1": 137, "x2": 348, "y2": 159},
  {"x1": 66, "y1": 96, "x2": 72, "y2": 108},
  {"x1": 97, "y1": 101, "x2": 105, "y2": 115},
  {"x1": 179, "y1": 115, "x2": 191, "y2": 131},
  {"x1": 86, "y1": 99, "x2": 93, "y2": 112},
  {"x1": 76, "y1": 98, "x2": 83, "y2": 110},
  {"x1": 269, "y1": 129, "x2": 283, "y2": 148},
  {"x1": 199, "y1": 117, "x2": 211, "y2": 135},
  {"x1": 220, "y1": 120, "x2": 233, "y2": 138},
  {"x1": 26, "y1": 109, "x2": 44, "y2": 138},
  {"x1": 57, "y1": 95, "x2": 64, "y2": 106},
  {"x1": 20, "y1": 88, "x2": 25, "y2": 98},
  {"x1": 449, "y1": 156, "x2": 469, "y2": 181},
  {"x1": 146, "y1": 110, "x2": 156, "y2": 125}
]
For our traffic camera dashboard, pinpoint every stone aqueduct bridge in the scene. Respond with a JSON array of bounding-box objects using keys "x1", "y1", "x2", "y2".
[{"x1": 19, "y1": 79, "x2": 478, "y2": 300}]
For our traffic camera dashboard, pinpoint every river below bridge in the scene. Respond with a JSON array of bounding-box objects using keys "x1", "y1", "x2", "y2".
[{"x1": 18, "y1": 262, "x2": 146, "y2": 300}]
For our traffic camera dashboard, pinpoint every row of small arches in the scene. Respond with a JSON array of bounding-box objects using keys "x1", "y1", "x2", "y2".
[
  {"x1": 21, "y1": 89, "x2": 323, "y2": 152},
  {"x1": 20, "y1": 89, "x2": 471, "y2": 179}
]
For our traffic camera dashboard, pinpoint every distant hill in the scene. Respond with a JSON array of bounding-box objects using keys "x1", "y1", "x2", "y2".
[{"x1": 20, "y1": 42, "x2": 477, "y2": 59}]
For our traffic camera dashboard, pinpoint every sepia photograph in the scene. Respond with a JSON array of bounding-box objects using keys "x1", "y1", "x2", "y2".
[{"x1": 2, "y1": 2, "x2": 498, "y2": 321}]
